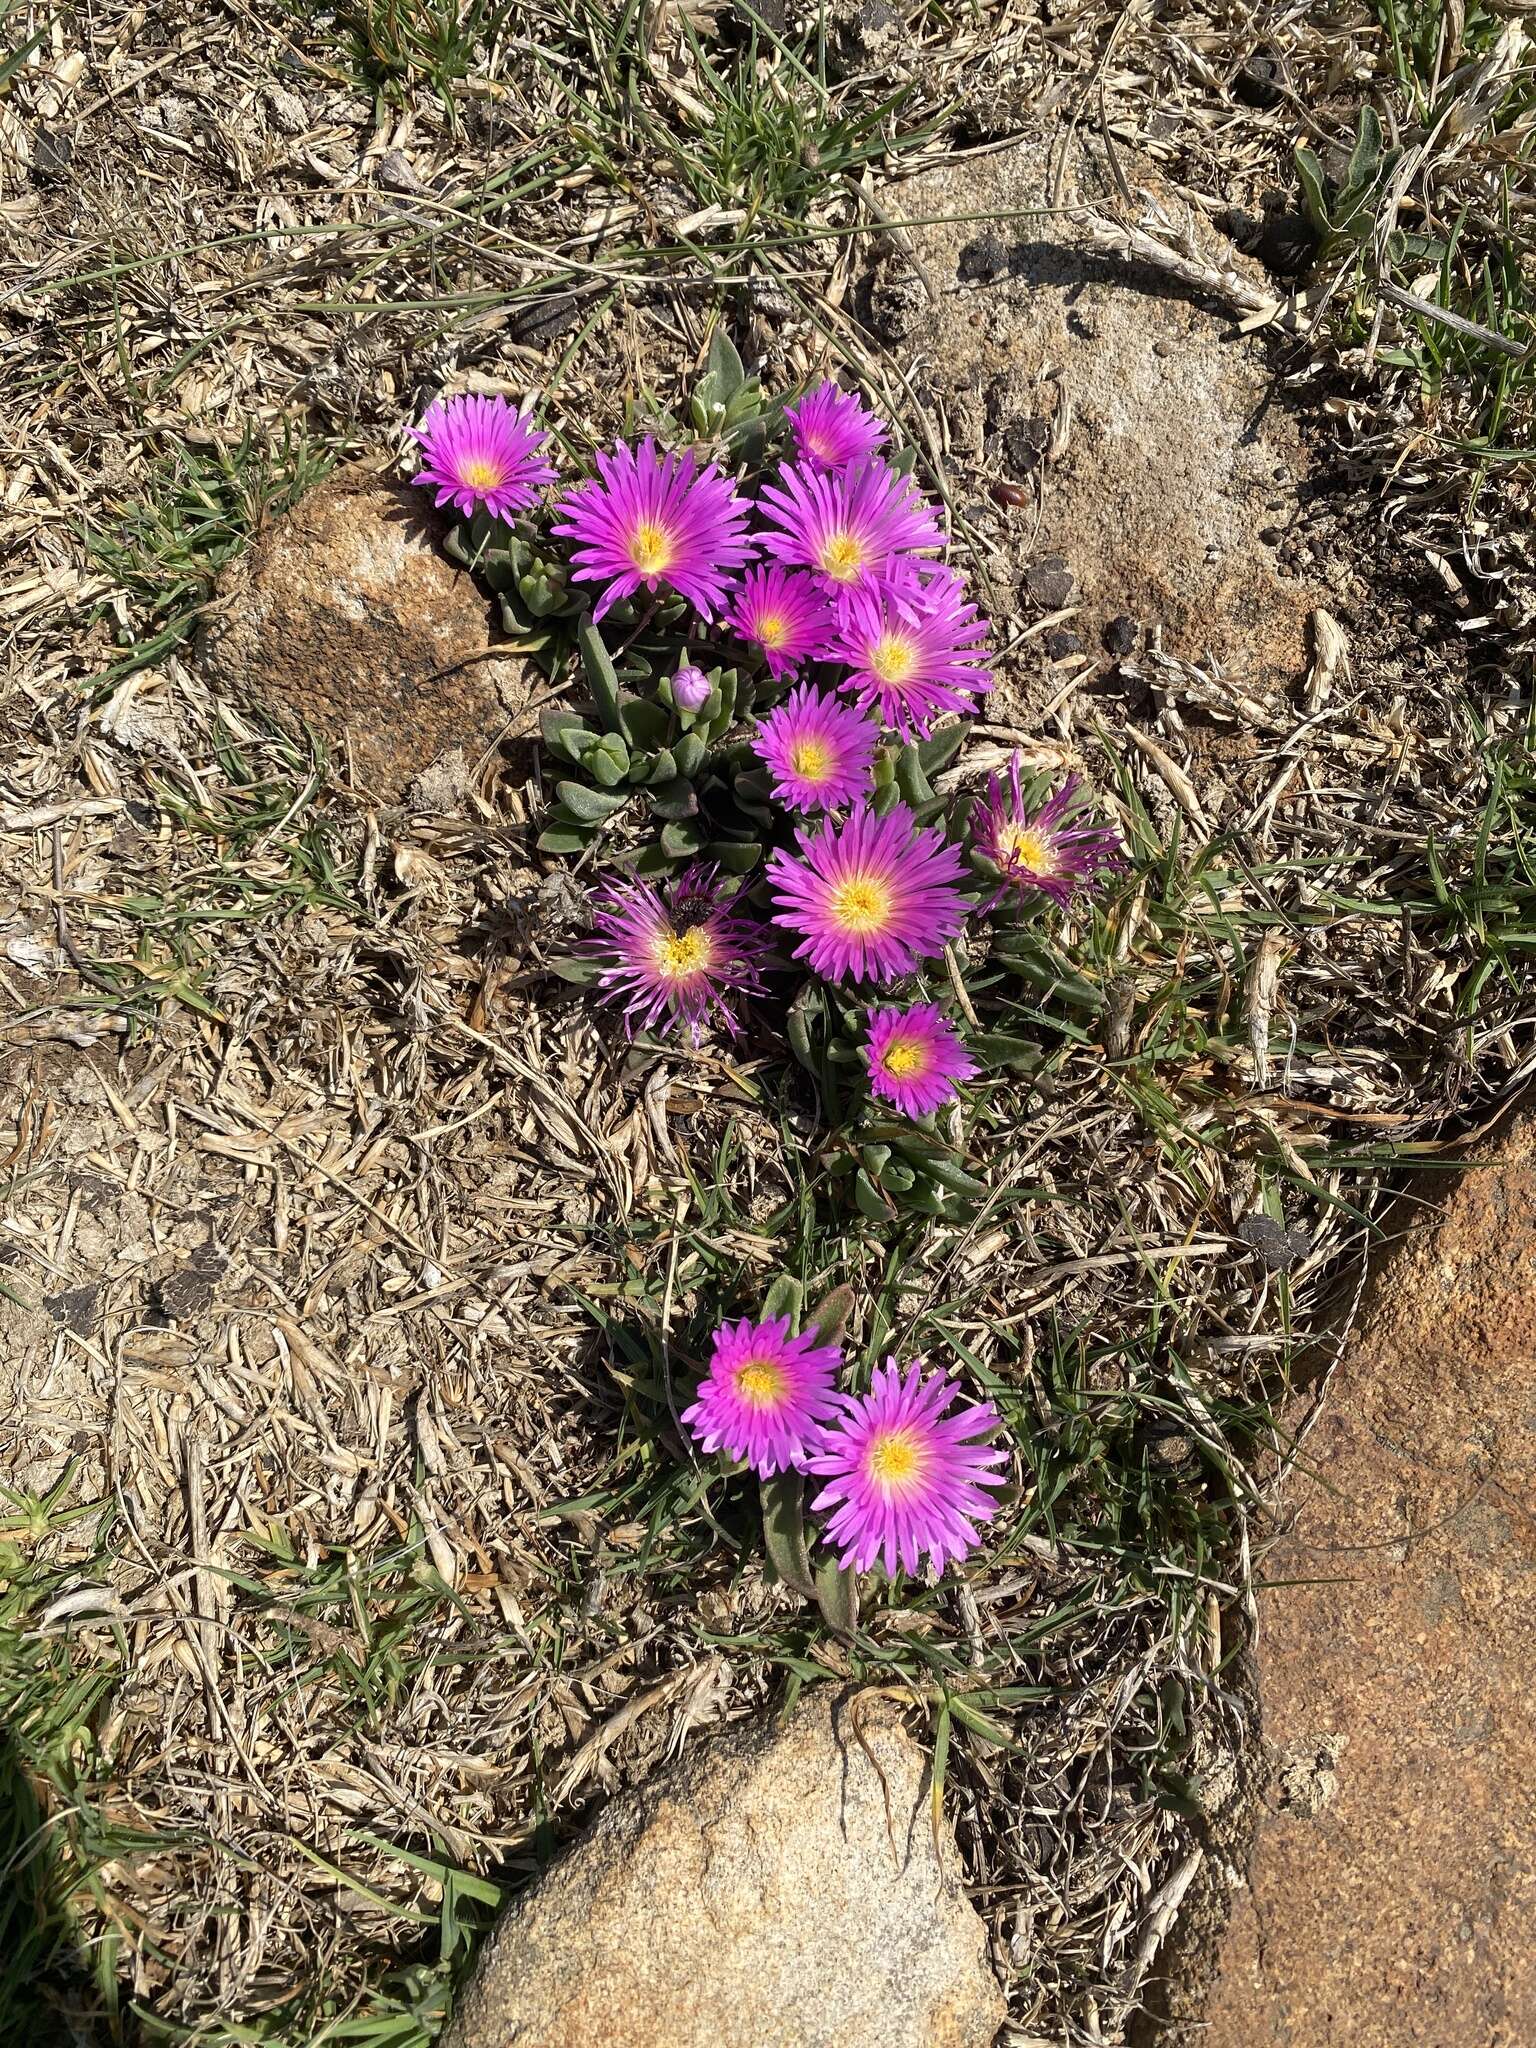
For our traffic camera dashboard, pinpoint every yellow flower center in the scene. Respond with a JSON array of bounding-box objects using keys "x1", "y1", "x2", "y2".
[
  {"x1": 462, "y1": 457, "x2": 505, "y2": 491},
  {"x1": 870, "y1": 631, "x2": 918, "y2": 685},
  {"x1": 829, "y1": 874, "x2": 892, "y2": 935},
  {"x1": 756, "y1": 611, "x2": 788, "y2": 648},
  {"x1": 790, "y1": 737, "x2": 834, "y2": 783},
  {"x1": 735, "y1": 1359, "x2": 787, "y2": 1406},
  {"x1": 879, "y1": 1034, "x2": 929, "y2": 1080},
  {"x1": 998, "y1": 824, "x2": 1055, "y2": 873},
  {"x1": 653, "y1": 927, "x2": 713, "y2": 980},
  {"x1": 819, "y1": 530, "x2": 867, "y2": 583},
  {"x1": 629, "y1": 519, "x2": 674, "y2": 577},
  {"x1": 866, "y1": 1426, "x2": 928, "y2": 1498}
]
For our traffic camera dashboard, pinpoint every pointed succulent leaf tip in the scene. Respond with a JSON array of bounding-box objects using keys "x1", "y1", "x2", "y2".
[
  {"x1": 803, "y1": 1358, "x2": 1008, "y2": 1578},
  {"x1": 551, "y1": 436, "x2": 757, "y2": 622},
  {"x1": 411, "y1": 393, "x2": 557, "y2": 520}
]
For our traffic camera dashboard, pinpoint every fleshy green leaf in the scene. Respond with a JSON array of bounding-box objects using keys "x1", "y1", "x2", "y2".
[
  {"x1": 760, "y1": 1473, "x2": 816, "y2": 1600},
  {"x1": 761, "y1": 1274, "x2": 803, "y2": 1325},
  {"x1": 555, "y1": 780, "x2": 630, "y2": 822},
  {"x1": 577, "y1": 615, "x2": 625, "y2": 733}
]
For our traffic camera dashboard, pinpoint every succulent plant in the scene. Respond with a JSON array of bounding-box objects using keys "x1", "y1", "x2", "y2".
[{"x1": 536, "y1": 616, "x2": 765, "y2": 868}]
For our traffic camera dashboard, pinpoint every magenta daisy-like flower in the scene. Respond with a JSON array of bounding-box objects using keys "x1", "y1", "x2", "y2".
[
  {"x1": 754, "y1": 684, "x2": 878, "y2": 813},
  {"x1": 784, "y1": 380, "x2": 888, "y2": 472},
  {"x1": 805, "y1": 1358, "x2": 1008, "y2": 1578},
  {"x1": 552, "y1": 437, "x2": 757, "y2": 622},
  {"x1": 766, "y1": 804, "x2": 969, "y2": 984},
  {"x1": 828, "y1": 563, "x2": 993, "y2": 739},
  {"x1": 721, "y1": 565, "x2": 833, "y2": 680},
  {"x1": 864, "y1": 1002, "x2": 977, "y2": 1117},
  {"x1": 972, "y1": 760, "x2": 1128, "y2": 912},
  {"x1": 587, "y1": 862, "x2": 768, "y2": 1043},
  {"x1": 681, "y1": 1313, "x2": 843, "y2": 1477},
  {"x1": 756, "y1": 459, "x2": 944, "y2": 594},
  {"x1": 411, "y1": 394, "x2": 557, "y2": 521}
]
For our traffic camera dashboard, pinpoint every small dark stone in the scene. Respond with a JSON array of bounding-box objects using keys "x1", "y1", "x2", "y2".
[
  {"x1": 1213, "y1": 204, "x2": 1262, "y2": 248},
  {"x1": 45, "y1": 1284, "x2": 99, "y2": 1336},
  {"x1": 1237, "y1": 1212, "x2": 1312, "y2": 1274},
  {"x1": 507, "y1": 291, "x2": 587, "y2": 346},
  {"x1": 1024, "y1": 556, "x2": 1075, "y2": 610},
  {"x1": 1102, "y1": 614, "x2": 1138, "y2": 658},
  {"x1": 1001, "y1": 414, "x2": 1049, "y2": 475},
  {"x1": 1251, "y1": 211, "x2": 1316, "y2": 279},
  {"x1": 1045, "y1": 628, "x2": 1082, "y2": 660},
  {"x1": 31, "y1": 127, "x2": 74, "y2": 185},
  {"x1": 1258, "y1": 525, "x2": 1284, "y2": 546},
  {"x1": 1235, "y1": 55, "x2": 1284, "y2": 109},
  {"x1": 864, "y1": 263, "x2": 925, "y2": 344},
  {"x1": 957, "y1": 232, "x2": 1009, "y2": 284},
  {"x1": 157, "y1": 1242, "x2": 228, "y2": 1323}
]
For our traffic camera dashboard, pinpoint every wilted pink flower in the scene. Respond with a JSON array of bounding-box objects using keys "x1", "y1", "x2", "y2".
[
  {"x1": 671, "y1": 664, "x2": 713, "y2": 713},
  {"x1": 784, "y1": 380, "x2": 888, "y2": 472},
  {"x1": 552, "y1": 437, "x2": 756, "y2": 621},
  {"x1": 587, "y1": 863, "x2": 768, "y2": 1042},
  {"x1": 754, "y1": 684, "x2": 878, "y2": 812},
  {"x1": 805, "y1": 1359, "x2": 1008, "y2": 1578},
  {"x1": 411, "y1": 394, "x2": 556, "y2": 520},
  {"x1": 864, "y1": 1002, "x2": 977, "y2": 1117},
  {"x1": 722, "y1": 564, "x2": 833, "y2": 679},
  {"x1": 766, "y1": 803, "x2": 969, "y2": 983},
  {"x1": 681, "y1": 1313, "x2": 843, "y2": 1477},
  {"x1": 756, "y1": 459, "x2": 943, "y2": 593},
  {"x1": 972, "y1": 761, "x2": 1127, "y2": 911},
  {"x1": 828, "y1": 563, "x2": 993, "y2": 738}
]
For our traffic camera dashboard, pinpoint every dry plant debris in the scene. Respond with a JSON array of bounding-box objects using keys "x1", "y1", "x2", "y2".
[{"x1": 1, "y1": 2, "x2": 1533, "y2": 2045}]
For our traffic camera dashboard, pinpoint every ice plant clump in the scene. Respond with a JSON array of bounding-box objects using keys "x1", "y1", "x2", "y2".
[
  {"x1": 766, "y1": 803, "x2": 969, "y2": 983},
  {"x1": 754, "y1": 684, "x2": 879, "y2": 813},
  {"x1": 587, "y1": 863, "x2": 768, "y2": 1043},
  {"x1": 805, "y1": 1359, "x2": 1008, "y2": 1577},
  {"x1": 784, "y1": 380, "x2": 888, "y2": 473},
  {"x1": 864, "y1": 1002, "x2": 977, "y2": 1117},
  {"x1": 552, "y1": 437, "x2": 756, "y2": 621},
  {"x1": 828, "y1": 563, "x2": 993, "y2": 738},
  {"x1": 681, "y1": 1314, "x2": 843, "y2": 1477},
  {"x1": 411, "y1": 394, "x2": 557, "y2": 521},
  {"x1": 756, "y1": 459, "x2": 943, "y2": 593},
  {"x1": 671, "y1": 663, "x2": 713, "y2": 713},
  {"x1": 972, "y1": 760, "x2": 1127, "y2": 911},
  {"x1": 721, "y1": 564, "x2": 833, "y2": 680}
]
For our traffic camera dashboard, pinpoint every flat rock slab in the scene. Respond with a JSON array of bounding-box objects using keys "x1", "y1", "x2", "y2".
[
  {"x1": 1197, "y1": 1092, "x2": 1536, "y2": 2046},
  {"x1": 443, "y1": 1693, "x2": 1006, "y2": 2048},
  {"x1": 883, "y1": 139, "x2": 1321, "y2": 710},
  {"x1": 198, "y1": 465, "x2": 534, "y2": 798}
]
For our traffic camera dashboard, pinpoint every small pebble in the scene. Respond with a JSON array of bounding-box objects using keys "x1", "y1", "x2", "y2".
[
  {"x1": 957, "y1": 231, "x2": 1009, "y2": 284},
  {"x1": 1002, "y1": 414, "x2": 1049, "y2": 475},
  {"x1": 266, "y1": 85, "x2": 310, "y2": 137},
  {"x1": 1102, "y1": 614, "x2": 1138, "y2": 658},
  {"x1": 1025, "y1": 556, "x2": 1074, "y2": 610},
  {"x1": 1235, "y1": 55, "x2": 1284, "y2": 109},
  {"x1": 1045, "y1": 629, "x2": 1082, "y2": 660}
]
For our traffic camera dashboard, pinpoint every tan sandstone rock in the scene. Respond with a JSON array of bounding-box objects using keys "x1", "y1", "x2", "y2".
[
  {"x1": 880, "y1": 138, "x2": 1321, "y2": 715},
  {"x1": 443, "y1": 1693, "x2": 1006, "y2": 2048},
  {"x1": 198, "y1": 465, "x2": 534, "y2": 798},
  {"x1": 1193, "y1": 1090, "x2": 1536, "y2": 2047}
]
